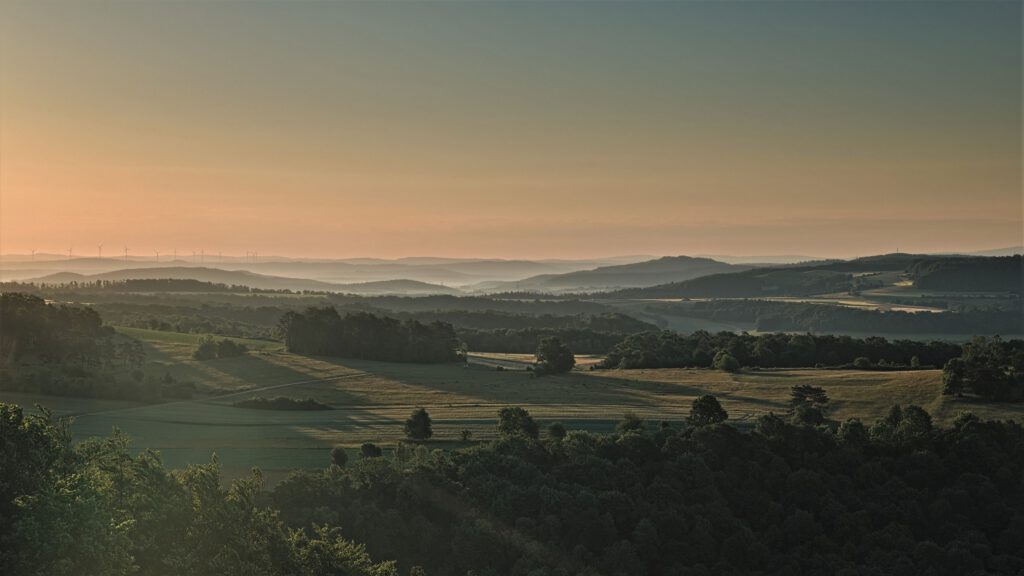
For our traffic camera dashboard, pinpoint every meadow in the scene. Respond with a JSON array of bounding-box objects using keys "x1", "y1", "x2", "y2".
[{"x1": 5, "y1": 326, "x2": 1019, "y2": 483}]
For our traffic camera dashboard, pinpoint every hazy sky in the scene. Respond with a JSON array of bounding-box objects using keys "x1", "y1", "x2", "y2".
[{"x1": 1, "y1": 1, "x2": 1021, "y2": 259}]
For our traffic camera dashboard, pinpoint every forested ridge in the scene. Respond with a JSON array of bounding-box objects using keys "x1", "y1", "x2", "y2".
[{"x1": 658, "y1": 300, "x2": 1023, "y2": 335}]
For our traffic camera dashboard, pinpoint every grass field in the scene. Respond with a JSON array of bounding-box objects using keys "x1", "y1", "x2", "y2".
[{"x1": 4, "y1": 327, "x2": 1022, "y2": 484}]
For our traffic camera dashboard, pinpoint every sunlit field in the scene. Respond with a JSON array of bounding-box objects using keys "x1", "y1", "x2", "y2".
[{"x1": 9, "y1": 326, "x2": 1019, "y2": 484}]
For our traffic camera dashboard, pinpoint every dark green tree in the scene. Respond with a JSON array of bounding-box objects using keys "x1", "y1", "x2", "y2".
[
  {"x1": 403, "y1": 408, "x2": 433, "y2": 441},
  {"x1": 547, "y1": 422, "x2": 567, "y2": 440},
  {"x1": 497, "y1": 407, "x2": 539, "y2": 439},
  {"x1": 331, "y1": 446, "x2": 348, "y2": 467},
  {"x1": 535, "y1": 336, "x2": 575, "y2": 375},
  {"x1": 688, "y1": 394, "x2": 728, "y2": 427},
  {"x1": 360, "y1": 443, "x2": 383, "y2": 458}
]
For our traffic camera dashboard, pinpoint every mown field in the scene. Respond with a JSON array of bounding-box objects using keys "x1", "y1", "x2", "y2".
[{"x1": 4, "y1": 326, "x2": 1021, "y2": 483}]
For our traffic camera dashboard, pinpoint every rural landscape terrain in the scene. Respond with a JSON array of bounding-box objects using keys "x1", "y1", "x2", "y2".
[
  {"x1": 3, "y1": 0, "x2": 1023, "y2": 574},
  {"x1": 2, "y1": 250, "x2": 1021, "y2": 482}
]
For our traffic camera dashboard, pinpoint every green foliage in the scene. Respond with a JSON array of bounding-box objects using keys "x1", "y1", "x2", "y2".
[
  {"x1": 941, "y1": 336, "x2": 1024, "y2": 401},
  {"x1": 330, "y1": 446, "x2": 348, "y2": 468},
  {"x1": 0, "y1": 403, "x2": 395, "y2": 576},
  {"x1": 360, "y1": 443, "x2": 383, "y2": 459},
  {"x1": 404, "y1": 408, "x2": 433, "y2": 441},
  {"x1": 534, "y1": 336, "x2": 575, "y2": 375},
  {"x1": 616, "y1": 412, "x2": 644, "y2": 434},
  {"x1": 547, "y1": 422, "x2": 567, "y2": 440},
  {"x1": 193, "y1": 336, "x2": 248, "y2": 360},
  {"x1": 599, "y1": 329, "x2": 967, "y2": 370},
  {"x1": 280, "y1": 308, "x2": 459, "y2": 363},
  {"x1": 233, "y1": 397, "x2": 332, "y2": 411},
  {"x1": 270, "y1": 403, "x2": 1024, "y2": 576},
  {"x1": 688, "y1": 394, "x2": 728, "y2": 427},
  {"x1": 712, "y1": 350, "x2": 739, "y2": 372},
  {"x1": 497, "y1": 407, "x2": 539, "y2": 439},
  {"x1": 853, "y1": 356, "x2": 873, "y2": 369}
]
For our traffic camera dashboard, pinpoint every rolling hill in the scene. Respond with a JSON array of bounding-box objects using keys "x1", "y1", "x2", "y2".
[
  {"x1": 472, "y1": 256, "x2": 750, "y2": 293},
  {"x1": 27, "y1": 267, "x2": 462, "y2": 295}
]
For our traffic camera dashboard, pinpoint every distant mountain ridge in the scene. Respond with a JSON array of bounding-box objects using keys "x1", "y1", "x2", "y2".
[
  {"x1": 471, "y1": 256, "x2": 750, "y2": 293},
  {"x1": 26, "y1": 267, "x2": 462, "y2": 295},
  {"x1": 608, "y1": 253, "x2": 1023, "y2": 298}
]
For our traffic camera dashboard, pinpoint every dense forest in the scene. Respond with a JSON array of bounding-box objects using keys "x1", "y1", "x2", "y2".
[
  {"x1": 599, "y1": 330, "x2": 969, "y2": 370},
  {"x1": 610, "y1": 254, "x2": 1022, "y2": 300},
  {"x1": 5, "y1": 399, "x2": 1024, "y2": 575},
  {"x1": 656, "y1": 300, "x2": 1023, "y2": 335},
  {"x1": 0, "y1": 294, "x2": 166, "y2": 399},
  {"x1": 0, "y1": 403, "x2": 398, "y2": 576},
  {"x1": 909, "y1": 256, "x2": 1023, "y2": 293},
  {"x1": 279, "y1": 307, "x2": 460, "y2": 363}
]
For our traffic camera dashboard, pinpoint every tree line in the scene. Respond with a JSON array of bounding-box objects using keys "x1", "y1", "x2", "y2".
[
  {"x1": 278, "y1": 307, "x2": 460, "y2": 363},
  {"x1": 598, "y1": 329, "x2": 969, "y2": 370},
  {"x1": 655, "y1": 299, "x2": 1023, "y2": 335}
]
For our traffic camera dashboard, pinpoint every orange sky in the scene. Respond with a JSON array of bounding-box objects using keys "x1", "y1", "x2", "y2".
[{"x1": 1, "y1": 2, "x2": 1021, "y2": 259}]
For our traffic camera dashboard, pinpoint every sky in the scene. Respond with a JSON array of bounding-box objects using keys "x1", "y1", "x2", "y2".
[{"x1": 1, "y1": 1, "x2": 1021, "y2": 260}]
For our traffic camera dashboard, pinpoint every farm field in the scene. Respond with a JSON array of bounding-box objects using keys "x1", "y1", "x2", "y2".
[{"x1": 5, "y1": 327, "x2": 1021, "y2": 484}]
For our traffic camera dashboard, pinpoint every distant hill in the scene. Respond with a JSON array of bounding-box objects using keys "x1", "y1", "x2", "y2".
[
  {"x1": 608, "y1": 254, "x2": 1020, "y2": 299},
  {"x1": 472, "y1": 256, "x2": 748, "y2": 293},
  {"x1": 27, "y1": 267, "x2": 462, "y2": 295},
  {"x1": 909, "y1": 255, "x2": 1022, "y2": 293}
]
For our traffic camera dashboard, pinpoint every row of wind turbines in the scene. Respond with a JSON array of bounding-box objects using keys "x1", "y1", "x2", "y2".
[{"x1": 35, "y1": 247, "x2": 261, "y2": 264}]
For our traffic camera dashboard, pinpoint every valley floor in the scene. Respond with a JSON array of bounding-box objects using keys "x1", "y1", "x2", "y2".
[{"x1": 4, "y1": 326, "x2": 1022, "y2": 483}]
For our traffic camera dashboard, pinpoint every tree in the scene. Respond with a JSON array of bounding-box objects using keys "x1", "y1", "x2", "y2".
[
  {"x1": 853, "y1": 357, "x2": 872, "y2": 369},
  {"x1": 404, "y1": 408, "x2": 433, "y2": 441},
  {"x1": 535, "y1": 337, "x2": 575, "y2": 375},
  {"x1": 331, "y1": 446, "x2": 348, "y2": 467},
  {"x1": 497, "y1": 407, "x2": 539, "y2": 439},
  {"x1": 360, "y1": 443, "x2": 383, "y2": 458},
  {"x1": 942, "y1": 358, "x2": 965, "y2": 395},
  {"x1": 790, "y1": 385, "x2": 829, "y2": 408},
  {"x1": 789, "y1": 385, "x2": 829, "y2": 425},
  {"x1": 688, "y1": 395, "x2": 728, "y2": 427},
  {"x1": 713, "y1": 351, "x2": 740, "y2": 372},
  {"x1": 547, "y1": 422, "x2": 567, "y2": 440},
  {"x1": 616, "y1": 412, "x2": 644, "y2": 434}
]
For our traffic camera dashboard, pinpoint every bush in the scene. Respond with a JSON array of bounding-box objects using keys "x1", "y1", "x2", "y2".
[
  {"x1": 232, "y1": 397, "x2": 331, "y2": 411},
  {"x1": 193, "y1": 336, "x2": 247, "y2": 360}
]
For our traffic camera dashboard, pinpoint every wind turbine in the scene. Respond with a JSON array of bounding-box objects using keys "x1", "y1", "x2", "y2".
[
  {"x1": 154, "y1": 250, "x2": 160, "y2": 263},
  {"x1": 97, "y1": 244, "x2": 103, "y2": 259},
  {"x1": 30, "y1": 249, "x2": 35, "y2": 261},
  {"x1": 68, "y1": 247, "x2": 73, "y2": 260},
  {"x1": 124, "y1": 246, "x2": 129, "y2": 262}
]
